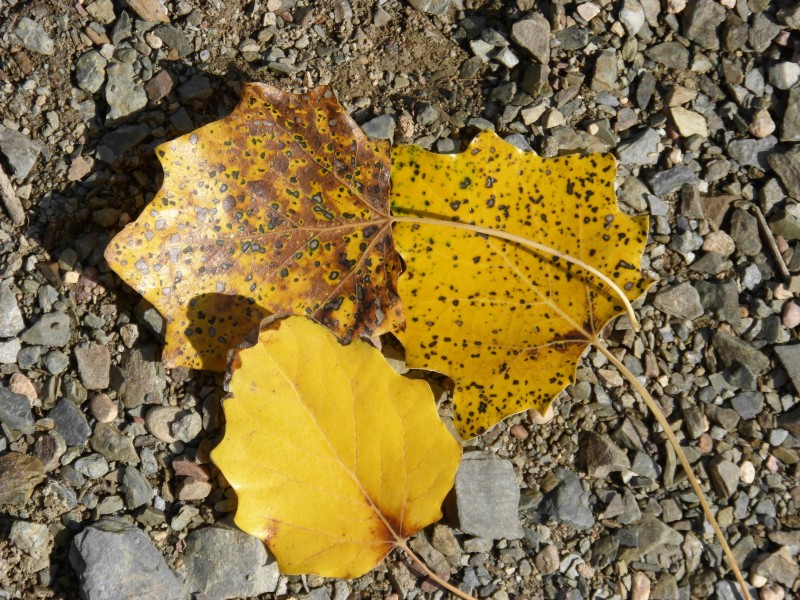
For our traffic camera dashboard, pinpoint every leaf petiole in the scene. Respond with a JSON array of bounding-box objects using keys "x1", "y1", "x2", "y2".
[
  {"x1": 398, "y1": 542, "x2": 478, "y2": 600},
  {"x1": 391, "y1": 215, "x2": 642, "y2": 332}
]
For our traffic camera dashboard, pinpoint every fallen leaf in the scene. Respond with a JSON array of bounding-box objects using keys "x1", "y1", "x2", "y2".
[
  {"x1": 391, "y1": 130, "x2": 651, "y2": 439},
  {"x1": 211, "y1": 316, "x2": 461, "y2": 578},
  {"x1": 105, "y1": 84, "x2": 403, "y2": 370}
]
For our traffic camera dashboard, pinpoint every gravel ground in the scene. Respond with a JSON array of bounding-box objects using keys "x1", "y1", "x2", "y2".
[{"x1": 0, "y1": 0, "x2": 799, "y2": 599}]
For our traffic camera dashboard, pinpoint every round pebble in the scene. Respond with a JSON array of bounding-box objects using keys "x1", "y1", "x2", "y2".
[
  {"x1": 89, "y1": 392, "x2": 118, "y2": 423},
  {"x1": 534, "y1": 544, "x2": 559, "y2": 575},
  {"x1": 782, "y1": 301, "x2": 800, "y2": 329},
  {"x1": 177, "y1": 477, "x2": 212, "y2": 501},
  {"x1": 145, "y1": 406, "x2": 182, "y2": 443}
]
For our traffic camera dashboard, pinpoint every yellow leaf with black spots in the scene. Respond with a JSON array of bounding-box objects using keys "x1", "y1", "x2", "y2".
[
  {"x1": 391, "y1": 130, "x2": 651, "y2": 439},
  {"x1": 211, "y1": 316, "x2": 461, "y2": 578},
  {"x1": 105, "y1": 84, "x2": 403, "y2": 370}
]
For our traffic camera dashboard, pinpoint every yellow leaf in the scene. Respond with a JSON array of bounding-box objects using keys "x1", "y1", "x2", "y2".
[
  {"x1": 211, "y1": 316, "x2": 461, "y2": 578},
  {"x1": 104, "y1": 84, "x2": 403, "y2": 371},
  {"x1": 390, "y1": 130, "x2": 652, "y2": 439}
]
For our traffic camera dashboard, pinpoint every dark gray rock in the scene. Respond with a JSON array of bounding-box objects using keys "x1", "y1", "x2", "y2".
[
  {"x1": 578, "y1": 432, "x2": 630, "y2": 478},
  {"x1": 727, "y1": 136, "x2": 777, "y2": 170},
  {"x1": 537, "y1": 468, "x2": 595, "y2": 530},
  {"x1": 749, "y1": 12, "x2": 782, "y2": 53},
  {"x1": 591, "y1": 50, "x2": 617, "y2": 92},
  {"x1": 0, "y1": 125, "x2": 45, "y2": 179},
  {"x1": 105, "y1": 62, "x2": 147, "y2": 123},
  {"x1": 695, "y1": 280, "x2": 740, "y2": 325},
  {"x1": 69, "y1": 519, "x2": 183, "y2": 600},
  {"x1": 406, "y1": 0, "x2": 450, "y2": 15},
  {"x1": 454, "y1": 453, "x2": 523, "y2": 539},
  {"x1": 95, "y1": 125, "x2": 151, "y2": 164},
  {"x1": 767, "y1": 146, "x2": 800, "y2": 200},
  {"x1": 154, "y1": 25, "x2": 192, "y2": 57},
  {"x1": 682, "y1": 0, "x2": 726, "y2": 50},
  {"x1": 510, "y1": 15, "x2": 550, "y2": 64},
  {"x1": 121, "y1": 467, "x2": 152, "y2": 509},
  {"x1": 177, "y1": 75, "x2": 213, "y2": 103},
  {"x1": 49, "y1": 399, "x2": 91, "y2": 446},
  {"x1": 711, "y1": 331, "x2": 770, "y2": 374},
  {"x1": 0, "y1": 283, "x2": 25, "y2": 337},
  {"x1": 648, "y1": 165, "x2": 698, "y2": 196},
  {"x1": 617, "y1": 128, "x2": 660, "y2": 166},
  {"x1": 645, "y1": 42, "x2": 689, "y2": 70},
  {"x1": 769, "y1": 205, "x2": 800, "y2": 241},
  {"x1": 730, "y1": 392, "x2": 765, "y2": 420},
  {"x1": 74, "y1": 51, "x2": 108, "y2": 94},
  {"x1": 783, "y1": 88, "x2": 800, "y2": 142},
  {"x1": 618, "y1": 514, "x2": 683, "y2": 561},
  {"x1": 12, "y1": 17, "x2": 54, "y2": 55},
  {"x1": 91, "y1": 422, "x2": 139, "y2": 464},
  {"x1": 722, "y1": 14, "x2": 749, "y2": 52},
  {"x1": 183, "y1": 525, "x2": 280, "y2": 600},
  {"x1": 775, "y1": 345, "x2": 800, "y2": 393},
  {"x1": 654, "y1": 282, "x2": 703, "y2": 320},
  {"x1": 709, "y1": 457, "x2": 739, "y2": 499},
  {"x1": 20, "y1": 312, "x2": 72, "y2": 347},
  {"x1": 43, "y1": 350, "x2": 70, "y2": 375},
  {"x1": 728, "y1": 209, "x2": 761, "y2": 256},
  {"x1": 113, "y1": 345, "x2": 166, "y2": 408},
  {"x1": 75, "y1": 343, "x2": 111, "y2": 390},
  {"x1": 0, "y1": 387, "x2": 35, "y2": 433},
  {"x1": 751, "y1": 548, "x2": 799, "y2": 588},
  {"x1": 555, "y1": 26, "x2": 588, "y2": 51}
]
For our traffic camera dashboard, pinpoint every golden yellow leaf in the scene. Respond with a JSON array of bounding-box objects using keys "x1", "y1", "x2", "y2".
[
  {"x1": 104, "y1": 84, "x2": 403, "y2": 371},
  {"x1": 391, "y1": 130, "x2": 651, "y2": 439},
  {"x1": 211, "y1": 316, "x2": 461, "y2": 579}
]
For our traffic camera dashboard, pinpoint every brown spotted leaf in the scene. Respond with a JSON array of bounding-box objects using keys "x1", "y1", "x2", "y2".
[
  {"x1": 105, "y1": 84, "x2": 403, "y2": 370},
  {"x1": 391, "y1": 130, "x2": 652, "y2": 439}
]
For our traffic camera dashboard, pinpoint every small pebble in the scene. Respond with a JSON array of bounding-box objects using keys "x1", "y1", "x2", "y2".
[
  {"x1": 534, "y1": 545, "x2": 559, "y2": 575},
  {"x1": 89, "y1": 393, "x2": 118, "y2": 423}
]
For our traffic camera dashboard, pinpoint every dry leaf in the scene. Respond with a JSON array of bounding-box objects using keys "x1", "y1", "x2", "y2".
[
  {"x1": 105, "y1": 84, "x2": 403, "y2": 370},
  {"x1": 211, "y1": 316, "x2": 461, "y2": 578},
  {"x1": 391, "y1": 130, "x2": 651, "y2": 439}
]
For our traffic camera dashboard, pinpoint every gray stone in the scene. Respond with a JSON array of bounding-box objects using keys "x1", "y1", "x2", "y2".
[
  {"x1": 728, "y1": 209, "x2": 761, "y2": 256},
  {"x1": 783, "y1": 88, "x2": 800, "y2": 142},
  {"x1": 617, "y1": 128, "x2": 660, "y2": 166},
  {"x1": 114, "y1": 345, "x2": 165, "y2": 408},
  {"x1": 727, "y1": 136, "x2": 777, "y2": 170},
  {"x1": 96, "y1": 125, "x2": 151, "y2": 164},
  {"x1": 86, "y1": 0, "x2": 116, "y2": 23},
  {"x1": 775, "y1": 345, "x2": 800, "y2": 393},
  {"x1": 648, "y1": 165, "x2": 698, "y2": 196},
  {"x1": 767, "y1": 146, "x2": 800, "y2": 200},
  {"x1": 43, "y1": 350, "x2": 70, "y2": 374},
  {"x1": 682, "y1": 0, "x2": 726, "y2": 50},
  {"x1": 49, "y1": 398, "x2": 91, "y2": 446},
  {"x1": 75, "y1": 343, "x2": 111, "y2": 390},
  {"x1": 769, "y1": 62, "x2": 800, "y2": 91},
  {"x1": 0, "y1": 125, "x2": 44, "y2": 179},
  {"x1": 75, "y1": 51, "x2": 108, "y2": 94},
  {"x1": 711, "y1": 331, "x2": 770, "y2": 374},
  {"x1": 749, "y1": 12, "x2": 782, "y2": 53},
  {"x1": 20, "y1": 311, "x2": 72, "y2": 347},
  {"x1": 154, "y1": 25, "x2": 192, "y2": 57},
  {"x1": 730, "y1": 392, "x2": 765, "y2": 420},
  {"x1": 9, "y1": 521, "x2": 51, "y2": 569},
  {"x1": 722, "y1": 14, "x2": 749, "y2": 51},
  {"x1": 0, "y1": 284, "x2": 24, "y2": 337},
  {"x1": 695, "y1": 280, "x2": 740, "y2": 325},
  {"x1": 0, "y1": 339, "x2": 21, "y2": 363},
  {"x1": 177, "y1": 75, "x2": 212, "y2": 103},
  {"x1": 578, "y1": 432, "x2": 630, "y2": 478},
  {"x1": 105, "y1": 62, "x2": 147, "y2": 124},
  {"x1": 619, "y1": 0, "x2": 645, "y2": 35},
  {"x1": 74, "y1": 454, "x2": 110, "y2": 479},
  {"x1": 769, "y1": 205, "x2": 800, "y2": 240},
  {"x1": 510, "y1": 15, "x2": 550, "y2": 64},
  {"x1": 645, "y1": 42, "x2": 689, "y2": 70},
  {"x1": 70, "y1": 519, "x2": 183, "y2": 600},
  {"x1": 751, "y1": 547, "x2": 799, "y2": 588},
  {"x1": 538, "y1": 468, "x2": 595, "y2": 530},
  {"x1": 619, "y1": 515, "x2": 683, "y2": 561},
  {"x1": 361, "y1": 115, "x2": 395, "y2": 143},
  {"x1": 636, "y1": 71, "x2": 656, "y2": 110},
  {"x1": 591, "y1": 50, "x2": 617, "y2": 92},
  {"x1": 654, "y1": 283, "x2": 703, "y2": 320},
  {"x1": 0, "y1": 387, "x2": 34, "y2": 433},
  {"x1": 183, "y1": 525, "x2": 280, "y2": 599},
  {"x1": 555, "y1": 26, "x2": 588, "y2": 51},
  {"x1": 91, "y1": 422, "x2": 139, "y2": 464},
  {"x1": 709, "y1": 457, "x2": 739, "y2": 499},
  {"x1": 121, "y1": 467, "x2": 152, "y2": 509},
  {"x1": 455, "y1": 453, "x2": 523, "y2": 539},
  {"x1": 405, "y1": 0, "x2": 450, "y2": 15},
  {"x1": 12, "y1": 17, "x2": 54, "y2": 55}
]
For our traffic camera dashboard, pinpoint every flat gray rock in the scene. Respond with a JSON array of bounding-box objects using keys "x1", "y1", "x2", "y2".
[
  {"x1": 537, "y1": 468, "x2": 595, "y2": 530},
  {"x1": 113, "y1": 345, "x2": 165, "y2": 408},
  {"x1": 578, "y1": 432, "x2": 631, "y2": 478},
  {"x1": 121, "y1": 467, "x2": 153, "y2": 509},
  {"x1": 0, "y1": 283, "x2": 25, "y2": 337},
  {"x1": 182, "y1": 525, "x2": 279, "y2": 600},
  {"x1": 712, "y1": 331, "x2": 770, "y2": 374},
  {"x1": 617, "y1": 128, "x2": 660, "y2": 166},
  {"x1": 0, "y1": 125, "x2": 44, "y2": 180},
  {"x1": 653, "y1": 282, "x2": 703, "y2": 320},
  {"x1": 91, "y1": 422, "x2": 139, "y2": 464},
  {"x1": 362, "y1": 115, "x2": 396, "y2": 143},
  {"x1": 783, "y1": 88, "x2": 800, "y2": 142},
  {"x1": 767, "y1": 145, "x2": 800, "y2": 200},
  {"x1": 74, "y1": 51, "x2": 108, "y2": 94},
  {"x1": 13, "y1": 17, "x2": 54, "y2": 55},
  {"x1": 49, "y1": 399, "x2": 91, "y2": 447},
  {"x1": 75, "y1": 343, "x2": 111, "y2": 390},
  {"x1": 775, "y1": 345, "x2": 800, "y2": 393},
  {"x1": 21, "y1": 312, "x2": 72, "y2": 347},
  {"x1": 105, "y1": 62, "x2": 147, "y2": 124},
  {"x1": 648, "y1": 165, "x2": 698, "y2": 196},
  {"x1": 510, "y1": 15, "x2": 550, "y2": 64},
  {"x1": 618, "y1": 514, "x2": 683, "y2": 561},
  {"x1": 454, "y1": 453, "x2": 523, "y2": 539},
  {"x1": 682, "y1": 0, "x2": 726, "y2": 50},
  {"x1": 727, "y1": 136, "x2": 777, "y2": 170},
  {"x1": 645, "y1": 42, "x2": 689, "y2": 69},
  {"x1": 730, "y1": 392, "x2": 765, "y2": 420},
  {"x1": 69, "y1": 519, "x2": 183, "y2": 600},
  {"x1": 406, "y1": 0, "x2": 450, "y2": 15},
  {"x1": 0, "y1": 386, "x2": 35, "y2": 434}
]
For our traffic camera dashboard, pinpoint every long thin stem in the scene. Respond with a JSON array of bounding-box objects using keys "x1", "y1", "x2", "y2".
[
  {"x1": 391, "y1": 215, "x2": 641, "y2": 332},
  {"x1": 399, "y1": 542, "x2": 477, "y2": 600},
  {"x1": 592, "y1": 341, "x2": 752, "y2": 600}
]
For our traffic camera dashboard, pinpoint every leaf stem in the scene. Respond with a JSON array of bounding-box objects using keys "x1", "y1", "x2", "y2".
[
  {"x1": 391, "y1": 215, "x2": 641, "y2": 332},
  {"x1": 591, "y1": 341, "x2": 752, "y2": 600},
  {"x1": 398, "y1": 542, "x2": 477, "y2": 600}
]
